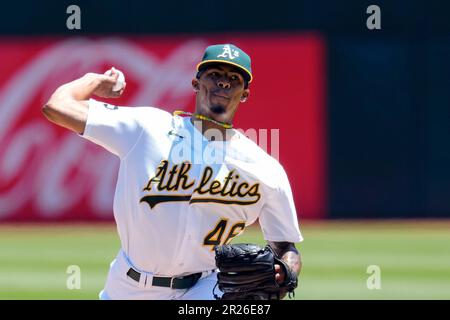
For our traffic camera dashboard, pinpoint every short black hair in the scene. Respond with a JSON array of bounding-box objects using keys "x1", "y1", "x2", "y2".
[{"x1": 196, "y1": 63, "x2": 249, "y2": 89}]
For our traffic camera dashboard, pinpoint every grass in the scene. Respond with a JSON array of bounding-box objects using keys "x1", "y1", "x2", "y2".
[{"x1": 0, "y1": 220, "x2": 449, "y2": 300}]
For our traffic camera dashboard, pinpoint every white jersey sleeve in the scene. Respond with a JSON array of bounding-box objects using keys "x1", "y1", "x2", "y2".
[
  {"x1": 259, "y1": 164, "x2": 303, "y2": 243},
  {"x1": 81, "y1": 99, "x2": 149, "y2": 158}
]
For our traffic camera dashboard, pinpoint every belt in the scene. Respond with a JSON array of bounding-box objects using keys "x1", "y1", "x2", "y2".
[{"x1": 126, "y1": 268, "x2": 202, "y2": 289}]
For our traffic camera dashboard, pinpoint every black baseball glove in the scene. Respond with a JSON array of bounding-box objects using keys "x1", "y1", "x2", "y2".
[{"x1": 213, "y1": 243, "x2": 298, "y2": 300}]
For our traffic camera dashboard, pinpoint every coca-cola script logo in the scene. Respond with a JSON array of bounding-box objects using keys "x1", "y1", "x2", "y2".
[{"x1": 0, "y1": 38, "x2": 206, "y2": 219}]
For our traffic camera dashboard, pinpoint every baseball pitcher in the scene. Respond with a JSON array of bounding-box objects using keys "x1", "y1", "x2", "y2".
[{"x1": 42, "y1": 44, "x2": 303, "y2": 300}]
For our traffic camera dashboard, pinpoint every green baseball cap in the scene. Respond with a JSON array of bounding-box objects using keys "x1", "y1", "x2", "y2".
[{"x1": 196, "y1": 44, "x2": 253, "y2": 83}]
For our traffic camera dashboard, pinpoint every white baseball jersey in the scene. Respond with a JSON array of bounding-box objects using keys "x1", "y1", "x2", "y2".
[{"x1": 81, "y1": 98, "x2": 303, "y2": 278}]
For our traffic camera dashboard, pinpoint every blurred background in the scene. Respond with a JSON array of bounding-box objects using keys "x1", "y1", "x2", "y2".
[{"x1": 0, "y1": 0, "x2": 449, "y2": 299}]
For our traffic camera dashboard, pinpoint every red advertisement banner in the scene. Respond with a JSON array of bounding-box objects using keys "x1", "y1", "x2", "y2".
[{"x1": 0, "y1": 34, "x2": 326, "y2": 221}]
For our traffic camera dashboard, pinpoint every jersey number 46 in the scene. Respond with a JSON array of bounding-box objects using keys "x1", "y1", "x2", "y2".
[{"x1": 203, "y1": 218, "x2": 245, "y2": 250}]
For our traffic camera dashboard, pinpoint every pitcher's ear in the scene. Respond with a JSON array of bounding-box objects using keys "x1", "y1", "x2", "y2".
[
  {"x1": 240, "y1": 89, "x2": 250, "y2": 102},
  {"x1": 192, "y1": 79, "x2": 200, "y2": 92}
]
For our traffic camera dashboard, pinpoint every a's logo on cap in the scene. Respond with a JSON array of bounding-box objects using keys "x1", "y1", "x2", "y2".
[{"x1": 217, "y1": 45, "x2": 240, "y2": 60}]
